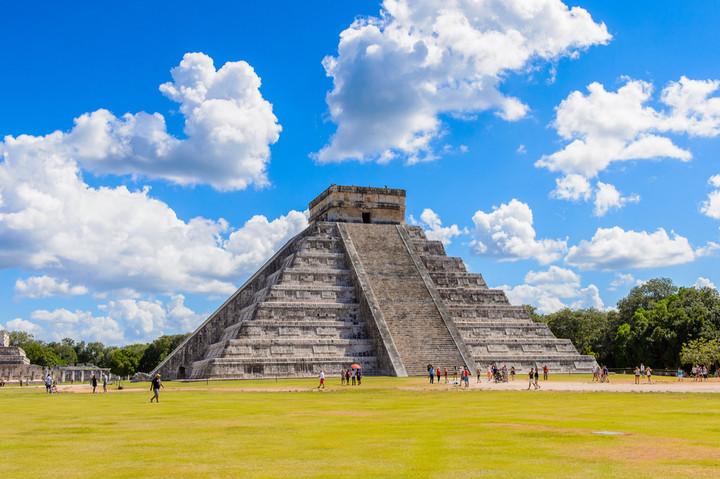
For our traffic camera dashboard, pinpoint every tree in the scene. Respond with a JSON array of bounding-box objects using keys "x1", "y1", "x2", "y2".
[
  {"x1": 22, "y1": 342, "x2": 62, "y2": 367},
  {"x1": 107, "y1": 344, "x2": 148, "y2": 377},
  {"x1": 617, "y1": 278, "x2": 677, "y2": 325},
  {"x1": 138, "y1": 333, "x2": 190, "y2": 373},
  {"x1": 48, "y1": 341, "x2": 78, "y2": 365},
  {"x1": 680, "y1": 338, "x2": 720, "y2": 369},
  {"x1": 533, "y1": 308, "x2": 621, "y2": 366},
  {"x1": 8, "y1": 331, "x2": 34, "y2": 347}
]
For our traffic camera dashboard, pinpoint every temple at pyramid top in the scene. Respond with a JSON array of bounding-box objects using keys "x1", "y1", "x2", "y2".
[
  {"x1": 308, "y1": 185, "x2": 406, "y2": 225},
  {"x1": 153, "y1": 184, "x2": 596, "y2": 380}
]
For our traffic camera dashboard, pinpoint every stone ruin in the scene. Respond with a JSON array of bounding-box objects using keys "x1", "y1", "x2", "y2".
[
  {"x1": 0, "y1": 330, "x2": 112, "y2": 383},
  {"x1": 153, "y1": 185, "x2": 596, "y2": 380}
]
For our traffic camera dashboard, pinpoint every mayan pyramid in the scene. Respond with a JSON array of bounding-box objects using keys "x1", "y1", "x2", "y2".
[{"x1": 154, "y1": 185, "x2": 596, "y2": 379}]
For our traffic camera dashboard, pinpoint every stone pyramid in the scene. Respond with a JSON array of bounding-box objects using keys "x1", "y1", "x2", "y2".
[{"x1": 154, "y1": 186, "x2": 596, "y2": 379}]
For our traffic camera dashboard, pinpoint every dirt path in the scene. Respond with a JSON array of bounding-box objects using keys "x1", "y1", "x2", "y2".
[{"x1": 54, "y1": 378, "x2": 720, "y2": 394}]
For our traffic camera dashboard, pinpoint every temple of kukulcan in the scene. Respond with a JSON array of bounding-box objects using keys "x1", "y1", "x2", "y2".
[{"x1": 153, "y1": 185, "x2": 596, "y2": 379}]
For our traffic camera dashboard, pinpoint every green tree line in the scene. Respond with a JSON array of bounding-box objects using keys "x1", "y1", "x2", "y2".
[
  {"x1": 7, "y1": 332, "x2": 189, "y2": 377},
  {"x1": 529, "y1": 278, "x2": 720, "y2": 370}
]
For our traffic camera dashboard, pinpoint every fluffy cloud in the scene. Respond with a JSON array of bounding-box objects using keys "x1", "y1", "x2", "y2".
[
  {"x1": 12, "y1": 294, "x2": 206, "y2": 344},
  {"x1": 14, "y1": 276, "x2": 88, "y2": 299},
  {"x1": 694, "y1": 277, "x2": 716, "y2": 290},
  {"x1": 565, "y1": 226, "x2": 709, "y2": 270},
  {"x1": 29, "y1": 308, "x2": 124, "y2": 343},
  {"x1": 701, "y1": 174, "x2": 720, "y2": 219},
  {"x1": 593, "y1": 182, "x2": 640, "y2": 216},
  {"x1": 1, "y1": 53, "x2": 280, "y2": 191},
  {"x1": 499, "y1": 266, "x2": 604, "y2": 314},
  {"x1": 410, "y1": 208, "x2": 466, "y2": 245},
  {"x1": 4, "y1": 318, "x2": 44, "y2": 335},
  {"x1": 608, "y1": 272, "x2": 641, "y2": 291},
  {"x1": 539, "y1": 77, "x2": 720, "y2": 212},
  {"x1": 0, "y1": 127, "x2": 307, "y2": 295},
  {"x1": 317, "y1": 0, "x2": 610, "y2": 163},
  {"x1": 470, "y1": 199, "x2": 566, "y2": 264}
]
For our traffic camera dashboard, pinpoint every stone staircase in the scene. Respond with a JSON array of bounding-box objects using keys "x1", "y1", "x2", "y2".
[
  {"x1": 406, "y1": 226, "x2": 596, "y2": 373},
  {"x1": 342, "y1": 224, "x2": 467, "y2": 376},
  {"x1": 155, "y1": 222, "x2": 379, "y2": 380}
]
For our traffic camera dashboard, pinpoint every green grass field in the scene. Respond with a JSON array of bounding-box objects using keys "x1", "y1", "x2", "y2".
[{"x1": 1, "y1": 376, "x2": 718, "y2": 478}]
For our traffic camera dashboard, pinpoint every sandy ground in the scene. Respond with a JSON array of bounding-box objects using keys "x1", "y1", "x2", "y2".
[{"x1": 38, "y1": 377, "x2": 720, "y2": 394}]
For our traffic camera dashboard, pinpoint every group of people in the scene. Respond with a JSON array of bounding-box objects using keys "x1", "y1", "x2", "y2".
[
  {"x1": 592, "y1": 365, "x2": 611, "y2": 382},
  {"x1": 633, "y1": 364, "x2": 653, "y2": 384},
  {"x1": 340, "y1": 368, "x2": 362, "y2": 386},
  {"x1": 527, "y1": 368, "x2": 542, "y2": 389},
  {"x1": 427, "y1": 365, "x2": 472, "y2": 386},
  {"x1": 685, "y1": 365, "x2": 710, "y2": 381}
]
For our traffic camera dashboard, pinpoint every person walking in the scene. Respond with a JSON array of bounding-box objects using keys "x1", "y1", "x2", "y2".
[
  {"x1": 45, "y1": 374, "x2": 52, "y2": 394},
  {"x1": 646, "y1": 367, "x2": 652, "y2": 384},
  {"x1": 102, "y1": 373, "x2": 108, "y2": 393},
  {"x1": 437, "y1": 367, "x2": 441, "y2": 383},
  {"x1": 429, "y1": 366, "x2": 434, "y2": 384},
  {"x1": 341, "y1": 369, "x2": 346, "y2": 386},
  {"x1": 534, "y1": 368, "x2": 540, "y2": 389},
  {"x1": 444, "y1": 368, "x2": 448, "y2": 383},
  {"x1": 356, "y1": 369, "x2": 362, "y2": 385},
  {"x1": 543, "y1": 365, "x2": 548, "y2": 380},
  {"x1": 150, "y1": 374, "x2": 164, "y2": 402},
  {"x1": 528, "y1": 368, "x2": 534, "y2": 390},
  {"x1": 318, "y1": 370, "x2": 326, "y2": 389},
  {"x1": 634, "y1": 367, "x2": 640, "y2": 384},
  {"x1": 510, "y1": 365, "x2": 515, "y2": 381},
  {"x1": 91, "y1": 374, "x2": 98, "y2": 394}
]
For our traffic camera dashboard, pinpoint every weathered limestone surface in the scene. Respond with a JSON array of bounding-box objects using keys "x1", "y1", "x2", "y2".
[
  {"x1": 154, "y1": 186, "x2": 596, "y2": 379},
  {"x1": 406, "y1": 226, "x2": 597, "y2": 372}
]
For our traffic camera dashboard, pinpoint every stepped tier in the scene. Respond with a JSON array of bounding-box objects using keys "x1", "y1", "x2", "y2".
[{"x1": 154, "y1": 186, "x2": 596, "y2": 380}]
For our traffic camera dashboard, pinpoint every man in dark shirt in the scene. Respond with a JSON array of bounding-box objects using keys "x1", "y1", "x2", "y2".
[{"x1": 150, "y1": 374, "x2": 164, "y2": 403}]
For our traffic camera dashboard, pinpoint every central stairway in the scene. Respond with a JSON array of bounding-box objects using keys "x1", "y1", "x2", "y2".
[{"x1": 342, "y1": 224, "x2": 467, "y2": 376}]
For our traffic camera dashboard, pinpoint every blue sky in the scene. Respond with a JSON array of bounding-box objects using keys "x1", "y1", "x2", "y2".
[{"x1": 2, "y1": 1, "x2": 719, "y2": 344}]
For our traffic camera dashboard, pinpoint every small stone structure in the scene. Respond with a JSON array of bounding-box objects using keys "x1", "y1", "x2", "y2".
[
  {"x1": 0, "y1": 330, "x2": 31, "y2": 365},
  {"x1": 0, "y1": 330, "x2": 111, "y2": 382},
  {"x1": 154, "y1": 186, "x2": 597, "y2": 380}
]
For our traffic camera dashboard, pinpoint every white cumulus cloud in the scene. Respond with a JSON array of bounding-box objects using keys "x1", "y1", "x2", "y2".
[
  {"x1": 1, "y1": 53, "x2": 281, "y2": 191},
  {"x1": 694, "y1": 277, "x2": 716, "y2": 290},
  {"x1": 539, "y1": 77, "x2": 720, "y2": 212},
  {"x1": 411, "y1": 208, "x2": 466, "y2": 245},
  {"x1": 0, "y1": 128, "x2": 307, "y2": 296},
  {"x1": 317, "y1": 0, "x2": 610, "y2": 163},
  {"x1": 470, "y1": 199, "x2": 566, "y2": 264},
  {"x1": 14, "y1": 276, "x2": 88, "y2": 299},
  {"x1": 565, "y1": 226, "x2": 710, "y2": 271},
  {"x1": 499, "y1": 266, "x2": 604, "y2": 314},
  {"x1": 701, "y1": 174, "x2": 720, "y2": 219}
]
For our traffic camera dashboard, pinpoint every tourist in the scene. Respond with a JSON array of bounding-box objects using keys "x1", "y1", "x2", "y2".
[
  {"x1": 150, "y1": 373, "x2": 164, "y2": 401},
  {"x1": 345, "y1": 370, "x2": 351, "y2": 385},
  {"x1": 0, "y1": 378, "x2": 4, "y2": 387},
  {"x1": 45, "y1": 374, "x2": 52, "y2": 394},
  {"x1": 510, "y1": 365, "x2": 515, "y2": 381},
  {"x1": 429, "y1": 366, "x2": 434, "y2": 384},
  {"x1": 25, "y1": 378, "x2": 29, "y2": 386},
  {"x1": 357, "y1": 369, "x2": 362, "y2": 385},
  {"x1": 534, "y1": 367, "x2": 540, "y2": 389},
  {"x1": 487, "y1": 365, "x2": 492, "y2": 381},
  {"x1": 677, "y1": 367, "x2": 684, "y2": 381},
  {"x1": 543, "y1": 365, "x2": 548, "y2": 380},
  {"x1": 640, "y1": 363, "x2": 645, "y2": 376},
  {"x1": 19, "y1": 378, "x2": 23, "y2": 387},
  {"x1": 528, "y1": 368, "x2": 534, "y2": 390},
  {"x1": 91, "y1": 374, "x2": 98, "y2": 394},
  {"x1": 341, "y1": 369, "x2": 345, "y2": 386},
  {"x1": 465, "y1": 367, "x2": 470, "y2": 387},
  {"x1": 437, "y1": 367, "x2": 441, "y2": 383},
  {"x1": 703, "y1": 365, "x2": 708, "y2": 381},
  {"x1": 351, "y1": 370, "x2": 356, "y2": 386},
  {"x1": 502, "y1": 365, "x2": 508, "y2": 382},
  {"x1": 634, "y1": 367, "x2": 640, "y2": 384},
  {"x1": 476, "y1": 367, "x2": 481, "y2": 383},
  {"x1": 444, "y1": 368, "x2": 448, "y2": 383},
  {"x1": 452, "y1": 368, "x2": 458, "y2": 384},
  {"x1": 646, "y1": 367, "x2": 652, "y2": 384},
  {"x1": 102, "y1": 373, "x2": 108, "y2": 393},
  {"x1": 592, "y1": 365, "x2": 598, "y2": 382}
]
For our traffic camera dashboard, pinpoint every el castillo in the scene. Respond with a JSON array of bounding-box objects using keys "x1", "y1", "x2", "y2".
[{"x1": 153, "y1": 185, "x2": 596, "y2": 380}]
